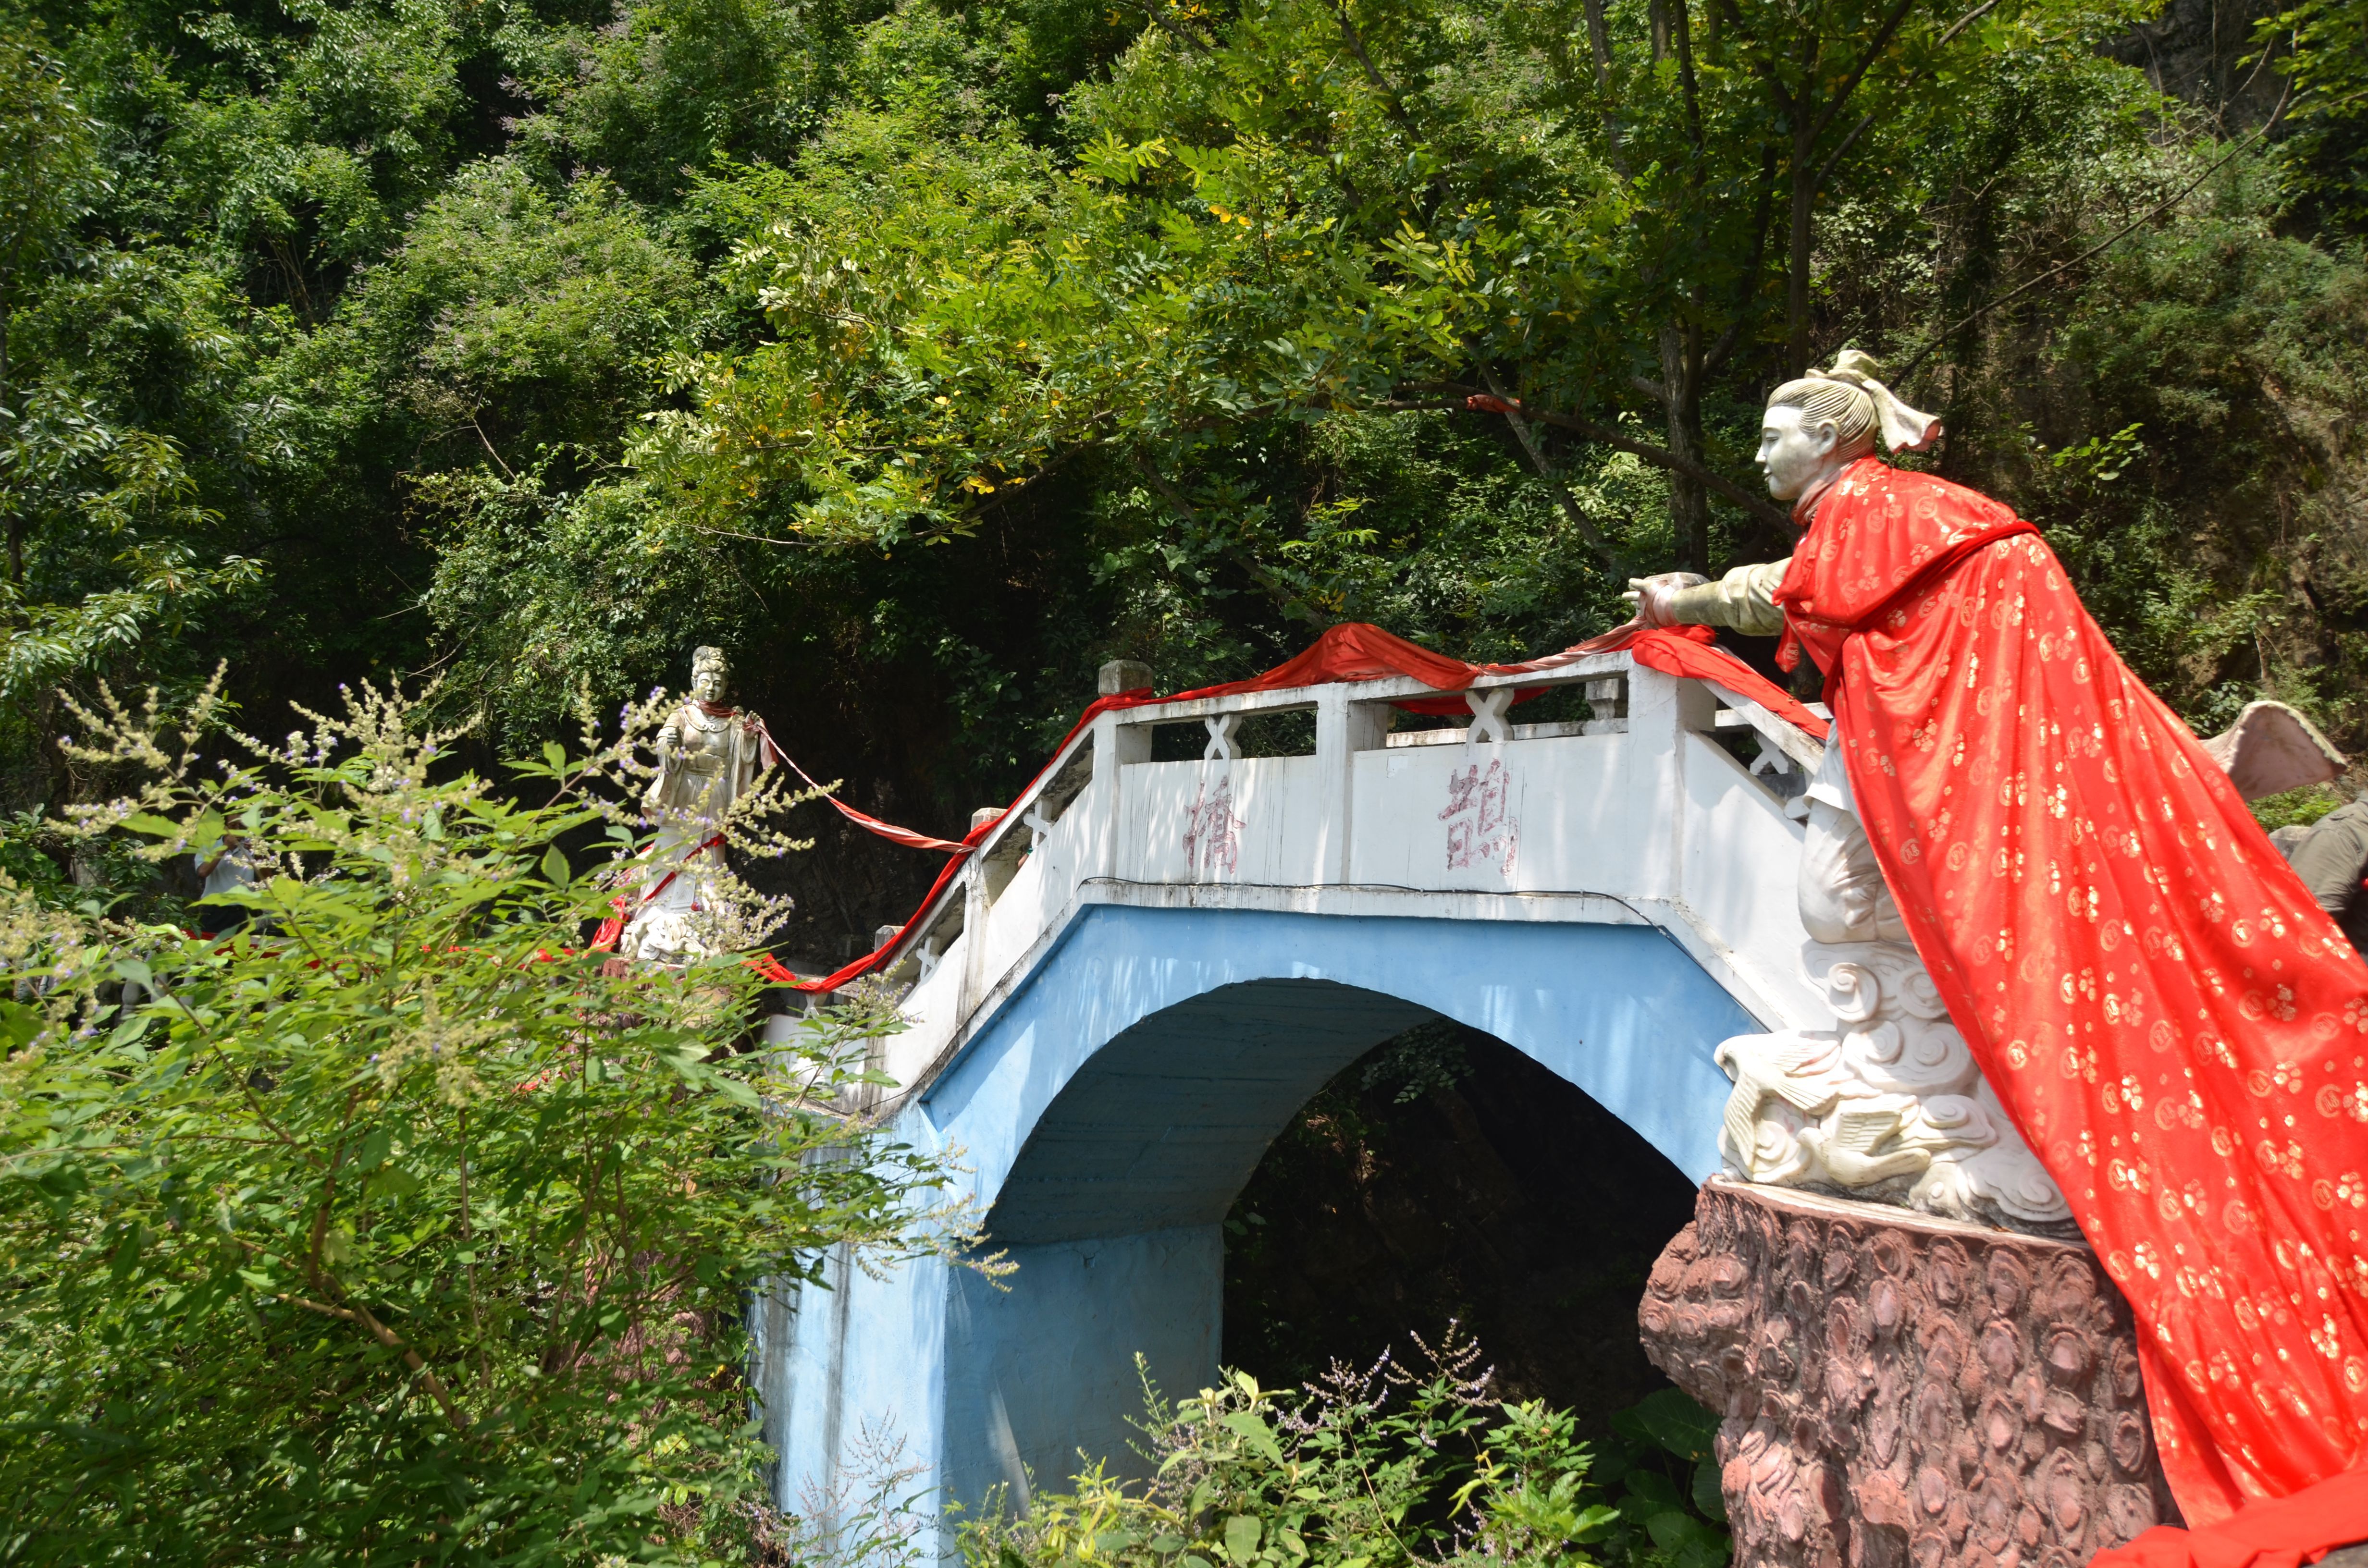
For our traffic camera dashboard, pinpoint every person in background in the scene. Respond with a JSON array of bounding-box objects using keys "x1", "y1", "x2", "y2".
[
  {"x1": 2284, "y1": 793, "x2": 2368, "y2": 954},
  {"x1": 193, "y1": 832, "x2": 255, "y2": 938}
]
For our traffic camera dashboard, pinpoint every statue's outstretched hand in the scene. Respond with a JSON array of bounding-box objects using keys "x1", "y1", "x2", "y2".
[{"x1": 1619, "y1": 572, "x2": 1708, "y2": 630}]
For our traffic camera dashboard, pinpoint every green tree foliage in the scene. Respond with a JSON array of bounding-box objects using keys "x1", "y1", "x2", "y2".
[
  {"x1": 640, "y1": 0, "x2": 2164, "y2": 576},
  {"x1": 0, "y1": 676, "x2": 957, "y2": 1563},
  {"x1": 0, "y1": 27, "x2": 260, "y2": 784},
  {"x1": 2267, "y1": 0, "x2": 2368, "y2": 228},
  {"x1": 588, "y1": 0, "x2": 2368, "y2": 787},
  {"x1": 1, "y1": 0, "x2": 2364, "y2": 905},
  {"x1": 0, "y1": 21, "x2": 95, "y2": 363}
]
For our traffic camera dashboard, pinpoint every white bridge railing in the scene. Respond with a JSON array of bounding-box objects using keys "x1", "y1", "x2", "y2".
[{"x1": 829, "y1": 650, "x2": 1830, "y2": 1112}]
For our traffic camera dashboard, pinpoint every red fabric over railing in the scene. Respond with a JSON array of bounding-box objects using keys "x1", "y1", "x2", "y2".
[
  {"x1": 1556, "y1": 622, "x2": 1830, "y2": 739},
  {"x1": 1169, "y1": 621, "x2": 1478, "y2": 695},
  {"x1": 771, "y1": 690, "x2": 1159, "y2": 993},
  {"x1": 763, "y1": 621, "x2": 1824, "y2": 992}
]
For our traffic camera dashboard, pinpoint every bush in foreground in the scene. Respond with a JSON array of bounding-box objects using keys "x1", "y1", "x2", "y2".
[
  {"x1": 0, "y1": 678, "x2": 954, "y2": 1565},
  {"x1": 963, "y1": 1334, "x2": 1729, "y2": 1568}
]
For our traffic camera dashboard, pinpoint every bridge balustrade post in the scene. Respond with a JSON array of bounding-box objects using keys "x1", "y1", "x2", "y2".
[
  {"x1": 1313, "y1": 686, "x2": 1388, "y2": 885},
  {"x1": 957, "y1": 856, "x2": 989, "y2": 1022},
  {"x1": 1618, "y1": 659, "x2": 1720, "y2": 902},
  {"x1": 1084, "y1": 710, "x2": 1151, "y2": 883}
]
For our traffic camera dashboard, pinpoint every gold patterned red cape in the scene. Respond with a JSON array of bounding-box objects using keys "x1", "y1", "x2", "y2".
[{"x1": 1775, "y1": 456, "x2": 2368, "y2": 1561}]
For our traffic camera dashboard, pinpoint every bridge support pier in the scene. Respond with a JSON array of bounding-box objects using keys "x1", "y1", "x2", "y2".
[
  {"x1": 754, "y1": 1209, "x2": 1222, "y2": 1553},
  {"x1": 946, "y1": 1227, "x2": 1223, "y2": 1514}
]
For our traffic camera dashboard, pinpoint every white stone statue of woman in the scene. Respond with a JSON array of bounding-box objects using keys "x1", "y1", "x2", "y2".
[{"x1": 617, "y1": 645, "x2": 778, "y2": 965}]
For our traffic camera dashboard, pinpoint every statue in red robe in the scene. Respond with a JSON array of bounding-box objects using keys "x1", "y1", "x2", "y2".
[{"x1": 1633, "y1": 353, "x2": 2368, "y2": 1565}]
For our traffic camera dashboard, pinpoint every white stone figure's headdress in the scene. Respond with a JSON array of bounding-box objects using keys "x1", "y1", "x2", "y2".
[{"x1": 1767, "y1": 349, "x2": 1942, "y2": 454}]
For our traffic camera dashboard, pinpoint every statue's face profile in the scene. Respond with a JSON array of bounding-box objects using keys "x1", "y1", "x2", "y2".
[
  {"x1": 690, "y1": 653, "x2": 727, "y2": 703},
  {"x1": 1757, "y1": 403, "x2": 1841, "y2": 501}
]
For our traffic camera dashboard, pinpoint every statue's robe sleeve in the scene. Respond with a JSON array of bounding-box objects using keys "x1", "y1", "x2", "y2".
[
  {"x1": 1668, "y1": 557, "x2": 1790, "y2": 636},
  {"x1": 730, "y1": 718, "x2": 758, "y2": 806},
  {"x1": 1775, "y1": 458, "x2": 2368, "y2": 1549}
]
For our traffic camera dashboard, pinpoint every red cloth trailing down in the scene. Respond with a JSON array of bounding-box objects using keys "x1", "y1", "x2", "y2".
[
  {"x1": 765, "y1": 622, "x2": 1824, "y2": 992},
  {"x1": 751, "y1": 715, "x2": 973, "y2": 854},
  {"x1": 768, "y1": 690, "x2": 1160, "y2": 993},
  {"x1": 589, "y1": 833, "x2": 725, "y2": 951},
  {"x1": 745, "y1": 952, "x2": 800, "y2": 985},
  {"x1": 775, "y1": 834, "x2": 978, "y2": 994},
  {"x1": 1775, "y1": 456, "x2": 2368, "y2": 1558}
]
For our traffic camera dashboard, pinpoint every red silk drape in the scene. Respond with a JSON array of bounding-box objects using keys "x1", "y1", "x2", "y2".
[
  {"x1": 1776, "y1": 458, "x2": 2368, "y2": 1565},
  {"x1": 768, "y1": 690, "x2": 1158, "y2": 994},
  {"x1": 1156, "y1": 618, "x2": 1825, "y2": 733}
]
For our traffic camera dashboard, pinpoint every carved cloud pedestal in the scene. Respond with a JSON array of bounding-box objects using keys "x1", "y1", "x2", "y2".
[{"x1": 1639, "y1": 1178, "x2": 2179, "y2": 1568}]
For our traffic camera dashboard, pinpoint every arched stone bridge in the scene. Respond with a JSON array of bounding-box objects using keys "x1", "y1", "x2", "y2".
[{"x1": 752, "y1": 649, "x2": 1829, "y2": 1545}]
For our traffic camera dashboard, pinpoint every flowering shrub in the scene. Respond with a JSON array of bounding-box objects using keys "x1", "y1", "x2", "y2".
[{"x1": 0, "y1": 677, "x2": 956, "y2": 1564}]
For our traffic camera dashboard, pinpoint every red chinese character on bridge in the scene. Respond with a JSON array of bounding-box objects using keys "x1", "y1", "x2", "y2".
[
  {"x1": 1183, "y1": 772, "x2": 1245, "y2": 876},
  {"x1": 1440, "y1": 758, "x2": 1517, "y2": 873}
]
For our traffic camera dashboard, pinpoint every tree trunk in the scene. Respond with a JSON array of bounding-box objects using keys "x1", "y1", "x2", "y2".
[
  {"x1": 2, "y1": 266, "x2": 17, "y2": 592},
  {"x1": 1785, "y1": 34, "x2": 1822, "y2": 381},
  {"x1": 1658, "y1": 321, "x2": 1709, "y2": 573},
  {"x1": 1786, "y1": 114, "x2": 1816, "y2": 380}
]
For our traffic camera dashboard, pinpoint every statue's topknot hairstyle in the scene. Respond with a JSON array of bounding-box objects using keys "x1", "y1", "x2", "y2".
[{"x1": 1765, "y1": 349, "x2": 1941, "y2": 454}]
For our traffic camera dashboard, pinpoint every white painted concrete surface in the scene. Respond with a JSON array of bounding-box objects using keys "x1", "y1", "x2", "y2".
[{"x1": 826, "y1": 650, "x2": 1826, "y2": 1111}]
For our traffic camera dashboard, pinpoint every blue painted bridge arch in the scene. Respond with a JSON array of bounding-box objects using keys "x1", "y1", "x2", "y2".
[{"x1": 755, "y1": 901, "x2": 1759, "y2": 1547}]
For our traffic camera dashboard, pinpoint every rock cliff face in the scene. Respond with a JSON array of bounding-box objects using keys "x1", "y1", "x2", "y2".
[
  {"x1": 2097, "y1": 0, "x2": 2288, "y2": 128},
  {"x1": 1638, "y1": 1179, "x2": 2180, "y2": 1568}
]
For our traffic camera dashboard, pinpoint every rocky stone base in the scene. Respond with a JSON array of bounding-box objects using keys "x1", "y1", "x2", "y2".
[{"x1": 1638, "y1": 1177, "x2": 2179, "y2": 1568}]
